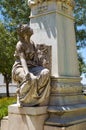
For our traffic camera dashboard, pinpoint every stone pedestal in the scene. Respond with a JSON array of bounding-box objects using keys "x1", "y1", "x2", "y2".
[
  {"x1": 29, "y1": 0, "x2": 86, "y2": 129},
  {"x1": 44, "y1": 122, "x2": 86, "y2": 130},
  {"x1": 30, "y1": 0, "x2": 79, "y2": 77},
  {"x1": 45, "y1": 77, "x2": 86, "y2": 127},
  {"x1": 1, "y1": 104, "x2": 48, "y2": 130},
  {"x1": 1, "y1": 116, "x2": 8, "y2": 130}
]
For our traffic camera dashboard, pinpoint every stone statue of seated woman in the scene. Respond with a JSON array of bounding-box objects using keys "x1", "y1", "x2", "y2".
[{"x1": 12, "y1": 24, "x2": 50, "y2": 107}]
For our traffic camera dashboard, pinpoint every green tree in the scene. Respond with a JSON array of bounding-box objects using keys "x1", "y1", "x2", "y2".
[
  {"x1": 0, "y1": 22, "x2": 16, "y2": 96},
  {"x1": 74, "y1": 0, "x2": 86, "y2": 48},
  {"x1": 0, "y1": 0, "x2": 30, "y2": 27},
  {"x1": 74, "y1": 0, "x2": 86, "y2": 74},
  {"x1": 78, "y1": 54, "x2": 86, "y2": 75},
  {"x1": 0, "y1": 0, "x2": 30, "y2": 96}
]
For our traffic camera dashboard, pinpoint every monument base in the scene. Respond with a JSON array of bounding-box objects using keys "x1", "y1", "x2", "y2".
[
  {"x1": 44, "y1": 122, "x2": 86, "y2": 130},
  {"x1": 44, "y1": 77, "x2": 86, "y2": 129},
  {"x1": 1, "y1": 104, "x2": 48, "y2": 130}
]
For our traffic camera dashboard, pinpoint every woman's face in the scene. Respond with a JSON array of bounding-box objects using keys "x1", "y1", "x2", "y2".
[
  {"x1": 18, "y1": 24, "x2": 33, "y2": 41},
  {"x1": 21, "y1": 25, "x2": 33, "y2": 35},
  {"x1": 29, "y1": 27, "x2": 33, "y2": 36},
  {"x1": 24, "y1": 28, "x2": 33, "y2": 41},
  {"x1": 23, "y1": 26, "x2": 33, "y2": 38},
  {"x1": 28, "y1": 28, "x2": 33, "y2": 36}
]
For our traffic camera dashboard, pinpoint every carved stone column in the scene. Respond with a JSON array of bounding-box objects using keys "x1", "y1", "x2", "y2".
[{"x1": 29, "y1": 0, "x2": 86, "y2": 129}]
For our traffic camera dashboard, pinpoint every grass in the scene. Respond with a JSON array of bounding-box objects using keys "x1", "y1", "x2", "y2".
[{"x1": 0, "y1": 97, "x2": 16, "y2": 120}]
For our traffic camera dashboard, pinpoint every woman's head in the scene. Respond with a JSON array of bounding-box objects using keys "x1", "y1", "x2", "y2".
[{"x1": 17, "y1": 24, "x2": 33, "y2": 39}]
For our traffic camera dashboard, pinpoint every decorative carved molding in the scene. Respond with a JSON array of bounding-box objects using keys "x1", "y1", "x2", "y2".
[
  {"x1": 37, "y1": 44, "x2": 52, "y2": 72},
  {"x1": 51, "y1": 82, "x2": 83, "y2": 94},
  {"x1": 50, "y1": 77, "x2": 82, "y2": 94},
  {"x1": 28, "y1": 0, "x2": 75, "y2": 8},
  {"x1": 37, "y1": 5, "x2": 48, "y2": 13},
  {"x1": 57, "y1": 0, "x2": 75, "y2": 8}
]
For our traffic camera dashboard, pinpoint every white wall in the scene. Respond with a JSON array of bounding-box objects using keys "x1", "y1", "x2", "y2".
[{"x1": 0, "y1": 73, "x2": 4, "y2": 85}]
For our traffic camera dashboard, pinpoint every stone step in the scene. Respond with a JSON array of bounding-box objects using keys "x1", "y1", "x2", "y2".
[
  {"x1": 45, "y1": 103, "x2": 86, "y2": 126},
  {"x1": 44, "y1": 121, "x2": 86, "y2": 130}
]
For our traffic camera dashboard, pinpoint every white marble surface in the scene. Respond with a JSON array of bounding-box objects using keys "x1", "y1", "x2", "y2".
[
  {"x1": 30, "y1": 1, "x2": 80, "y2": 77},
  {"x1": 8, "y1": 104, "x2": 48, "y2": 130}
]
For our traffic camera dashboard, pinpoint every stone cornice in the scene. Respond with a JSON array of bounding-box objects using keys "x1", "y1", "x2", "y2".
[
  {"x1": 57, "y1": 0, "x2": 75, "y2": 8},
  {"x1": 28, "y1": 0, "x2": 75, "y2": 8}
]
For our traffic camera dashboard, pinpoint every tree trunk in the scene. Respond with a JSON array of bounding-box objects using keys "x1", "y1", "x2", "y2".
[
  {"x1": 4, "y1": 75, "x2": 10, "y2": 97},
  {"x1": 6, "y1": 80, "x2": 10, "y2": 97}
]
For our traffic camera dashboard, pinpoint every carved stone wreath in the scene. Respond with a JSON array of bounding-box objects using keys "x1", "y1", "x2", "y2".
[{"x1": 36, "y1": 44, "x2": 52, "y2": 72}]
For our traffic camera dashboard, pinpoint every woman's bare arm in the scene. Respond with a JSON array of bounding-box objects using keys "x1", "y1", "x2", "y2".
[{"x1": 19, "y1": 52, "x2": 30, "y2": 77}]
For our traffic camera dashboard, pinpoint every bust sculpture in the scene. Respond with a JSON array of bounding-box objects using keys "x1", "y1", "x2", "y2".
[{"x1": 12, "y1": 24, "x2": 50, "y2": 106}]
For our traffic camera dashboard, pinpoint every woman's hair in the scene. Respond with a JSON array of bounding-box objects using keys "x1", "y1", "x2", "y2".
[{"x1": 17, "y1": 24, "x2": 31, "y2": 37}]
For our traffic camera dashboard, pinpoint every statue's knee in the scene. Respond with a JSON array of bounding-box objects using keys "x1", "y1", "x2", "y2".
[{"x1": 41, "y1": 68, "x2": 50, "y2": 77}]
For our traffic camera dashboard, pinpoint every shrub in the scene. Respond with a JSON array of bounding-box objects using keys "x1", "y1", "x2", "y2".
[{"x1": 0, "y1": 97, "x2": 16, "y2": 119}]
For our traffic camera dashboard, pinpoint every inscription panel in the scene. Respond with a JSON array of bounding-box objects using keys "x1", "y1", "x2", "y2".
[{"x1": 37, "y1": 5, "x2": 48, "y2": 13}]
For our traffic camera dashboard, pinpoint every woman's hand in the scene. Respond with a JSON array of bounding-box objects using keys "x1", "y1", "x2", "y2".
[
  {"x1": 30, "y1": 73, "x2": 36, "y2": 79},
  {"x1": 25, "y1": 73, "x2": 36, "y2": 80},
  {"x1": 25, "y1": 73, "x2": 31, "y2": 80}
]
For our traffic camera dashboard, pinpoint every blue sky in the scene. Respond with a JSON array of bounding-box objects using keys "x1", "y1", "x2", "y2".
[{"x1": 0, "y1": 12, "x2": 4, "y2": 21}]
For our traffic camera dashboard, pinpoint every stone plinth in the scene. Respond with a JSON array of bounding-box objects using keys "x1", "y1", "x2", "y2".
[
  {"x1": 1, "y1": 116, "x2": 8, "y2": 130},
  {"x1": 5, "y1": 104, "x2": 48, "y2": 130},
  {"x1": 45, "y1": 77, "x2": 86, "y2": 127},
  {"x1": 44, "y1": 122, "x2": 86, "y2": 130}
]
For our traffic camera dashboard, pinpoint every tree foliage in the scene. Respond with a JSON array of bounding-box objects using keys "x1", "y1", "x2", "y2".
[
  {"x1": 78, "y1": 53, "x2": 86, "y2": 74},
  {"x1": 0, "y1": 22, "x2": 16, "y2": 96},
  {"x1": 74, "y1": 0, "x2": 86, "y2": 74},
  {"x1": 0, "y1": 0, "x2": 30, "y2": 27},
  {"x1": 0, "y1": 26, "x2": 16, "y2": 74},
  {"x1": 74, "y1": 0, "x2": 86, "y2": 49}
]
